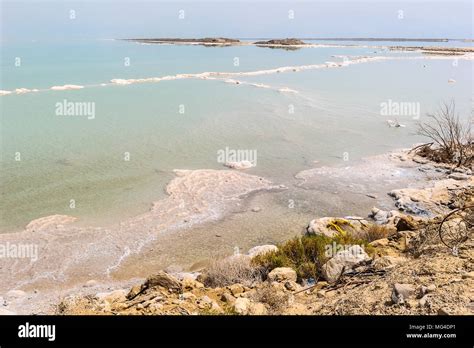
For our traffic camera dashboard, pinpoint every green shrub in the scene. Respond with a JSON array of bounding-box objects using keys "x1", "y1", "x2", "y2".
[{"x1": 252, "y1": 232, "x2": 374, "y2": 281}]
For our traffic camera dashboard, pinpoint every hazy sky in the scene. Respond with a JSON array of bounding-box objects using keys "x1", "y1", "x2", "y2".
[{"x1": 1, "y1": 0, "x2": 472, "y2": 42}]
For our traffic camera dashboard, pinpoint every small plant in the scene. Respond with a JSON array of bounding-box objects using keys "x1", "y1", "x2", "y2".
[
  {"x1": 362, "y1": 224, "x2": 394, "y2": 242},
  {"x1": 201, "y1": 255, "x2": 263, "y2": 288},
  {"x1": 251, "y1": 283, "x2": 289, "y2": 314},
  {"x1": 252, "y1": 233, "x2": 373, "y2": 281}
]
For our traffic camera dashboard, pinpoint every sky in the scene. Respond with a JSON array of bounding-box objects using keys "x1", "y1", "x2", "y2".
[{"x1": 1, "y1": 0, "x2": 472, "y2": 42}]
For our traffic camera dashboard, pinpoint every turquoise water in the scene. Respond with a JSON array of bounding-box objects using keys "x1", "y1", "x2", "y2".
[{"x1": 1, "y1": 40, "x2": 472, "y2": 231}]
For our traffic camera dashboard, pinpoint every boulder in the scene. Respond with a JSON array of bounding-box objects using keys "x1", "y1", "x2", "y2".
[
  {"x1": 126, "y1": 285, "x2": 142, "y2": 300},
  {"x1": 144, "y1": 271, "x2": 182, "y2": 293},
  {"x1": 306, "y1": 217, "x2": 368, "y2": 238},
  {"x1": 228, "y1": 284, "x2": 245, "y2": 296},
  {"x1": 321, "y1": 245, "x2": 371, "y2": 283},
  {"x1": 221, "y1": 292, "x2": 236, "y2": 304},
  {"x1": 369, "y1": 207, "x2": 394, "y2": 224},
  {"x1": 248, "y1": 302, "x2": 267, "y2": 315},
  {"x1": 391, "y1": 283, "x2": 415, "y2": 304},
  {"x1": 267, "y1": 267, "x2": 297, "y2": 283},
  {"x1": 247, "y1": 245, "x2": 278, "y2": 258},
  {"x1": 233, "y1": 297, "x2": 251, "y2": 314}
]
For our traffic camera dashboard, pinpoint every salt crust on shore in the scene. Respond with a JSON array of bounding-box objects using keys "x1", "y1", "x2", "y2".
[{"x1": 0, "y1": 169, "x2": 277, "y2": 294}]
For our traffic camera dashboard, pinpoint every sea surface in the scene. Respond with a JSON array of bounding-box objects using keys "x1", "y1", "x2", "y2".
[{"x1": 1, "y1": 39, "x2": 472, "y2": 232}]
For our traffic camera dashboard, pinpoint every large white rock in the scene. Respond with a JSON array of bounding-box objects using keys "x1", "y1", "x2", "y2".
[
  {"x1": 267, "y1": 267, "x2": 297, "y2": 282},
  {"x1": 233, "y1": 297, "x2": 251, "y2": 315},
  {"x1": 306, "y1": 217, "x2": 367, "y2": 237},
  {"x1": 247, "y1": 245, "x2": 278, "y2": 258},
  {"x1": 321, "y1": 245, "x2": 371, "y2": 283}
]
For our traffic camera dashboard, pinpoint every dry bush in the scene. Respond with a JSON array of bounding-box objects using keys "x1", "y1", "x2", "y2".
[
  {"x1": 409, "y1": 207, "x2": 473, "y2": 256},
  {"x1": 362, "y1": 224, "x2": 395, "y2": 242},
  {"x1": 200, "y1": 255, "x2": 263, "y2": 288},
  {"x1": 251, "y1": 283, "x2": 289, "y2": 314},
  {"x1": 416, "y1": 101, "x2": 473, "y2": 167}
]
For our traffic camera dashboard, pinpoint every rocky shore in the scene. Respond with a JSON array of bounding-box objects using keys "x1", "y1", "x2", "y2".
[{"x1": 51, "y1": 150, "x2": 473, "y2": 316}]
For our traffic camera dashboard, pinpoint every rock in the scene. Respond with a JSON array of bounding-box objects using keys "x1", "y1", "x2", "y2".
[
  {"x1": 268, "y1": 267, "x2": 297, "y2": 283},
  {"x1": 307, "y1": 217, "x2": 364, "y2": 237},
  {"x1": 200, "y1": 295, "x2": 213, "y2": 305},
  {"x1": 6, "y1": 290, "x2": 27, "y2": 299},
  {"x1": 249, "y1": 302, "x2": 267, "y2": 315},
  {"x1": 419, "y1": 295, "x2": 429, "y2": 307},
  {"x1": 369, "y1": 207, "x2": 394, "y2": 224},
  {"x1": 392, "y1": 283, "x2": 415, "y2": 304},
  {"x1": 210, "y1": 301, "x2": 223, "y2": 314},
  {"x1": 284, "y1": 281, "x2": 298, "y2": 292},
  {"x1": 182, "y1": 278, "x2": 204, "y2": 290},
  {"x1": 247, "y1": 245, "x2": 278, "y2": 258},
  {"x1": 372, "y1": 256, "x2": 406, "y2": 270},
  {"x1": 420, "y1": 284, "x2": 436, "y2": 296},
  {"x1": 462, "y1": 271, "x2": 474, "y2": 279},
  {"x1": 126, "y1": 285, "x2": 142, "y2": 300},
  {"x1": 406, "y1": 299, "x2": 419, "y2": 308},
  {"x1": 180, "y1": 292, "x2": 196, "y2": 300},
  {"x1": 83, "y1": 280, "x2": 98, "y2": 288},
  {"x1": 448, "y1": 173, "x2": 470, "y2": 181},
  {"x1": 221, "y1": 293, "x2": 236, "y2": 304},
  {"x1": 251, "y1": 207, "x2": 261, "y2": 212},
  {"x1": 233, "y1": 297, "x2": 251, "y2": 315},
  {"x1": 95, "y1": 290, "x2": 127, "y2": 304},
  {"x1": 369, "y1": 238, "x2": 390, "y2": 247},
  {"x1": 144, "y1": 271, "x2": 182, "y2": 292},
  {"x1": 321, "y1": 245, "x2": 371, "y2": 283},
  {"x1": 224, "y1": 160, "x2": 254, "y2": 170},
  {"x1": 228, "y1": 284, "x2": 245, "y2": 296},
  {"x1": 0, "y1": 308, "x2": 16, "y2": 315},
  {"x1": 283, "y1": 303, "x2": 312, "y2": 315},
  {"x1": 394, "y1": 215, "x2": 419, "y2": 231},
  {"x1": 438, "y1": 308, "x2": 450, "y2": 315},
  {"x1": 317, "y1": 290, "x2": 326, "y2": 298}
]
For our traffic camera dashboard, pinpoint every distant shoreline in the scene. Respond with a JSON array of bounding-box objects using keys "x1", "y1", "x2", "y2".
[{"x1": 121, "y1": 37, "x2": 474, "y2": 54}]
